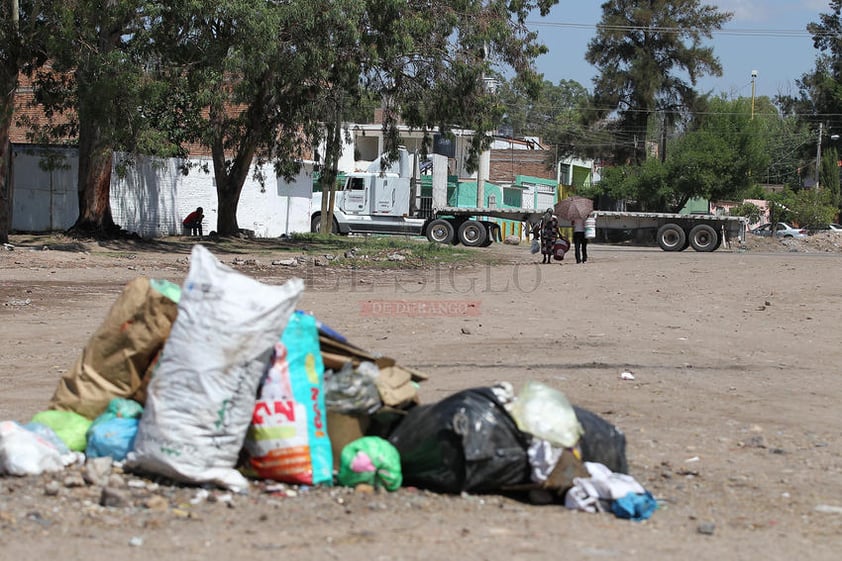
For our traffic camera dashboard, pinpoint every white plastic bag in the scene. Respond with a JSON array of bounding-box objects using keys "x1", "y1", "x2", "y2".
[
  {"x1": 127, "y1": 245, "x2": 303, "y2": 491},
  {"x1": 0, "y1": 421, "x2": 65, "y2": 476},
  {"x1": 510, "y1": 381, "x2": 584, "y2": 448},
  {"x1": 564, "y1": 461, "x2": 647, "y2": 513}
]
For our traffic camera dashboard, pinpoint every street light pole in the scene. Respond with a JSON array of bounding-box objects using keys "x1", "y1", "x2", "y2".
[
  {"x1": 817, "y1": 122, "x2": 823, "y2": 190},
  {"x1": 751, "y1": 70, "x2": 757, "y2": 120}
]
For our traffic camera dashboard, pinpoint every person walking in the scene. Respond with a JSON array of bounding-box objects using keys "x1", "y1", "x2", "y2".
[
  {"x1": 540, "y1": 208, "x2": 560, "y2": 264},
  {"x1": 572, "y1": 217, "x2": 588, "y2": 264},
  {"x1": 182, "y1": 207, "x2": 204, "y2": 237}
]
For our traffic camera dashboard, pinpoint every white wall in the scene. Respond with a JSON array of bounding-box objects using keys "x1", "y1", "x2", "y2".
[
  {"x1": 238, "y1": 165, "x2": 314, "y2": 237},
  {"x1": 109, "y1": 154, "x2": 313, "y2": 238}
]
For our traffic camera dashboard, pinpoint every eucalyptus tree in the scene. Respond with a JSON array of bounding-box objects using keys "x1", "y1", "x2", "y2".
[
  {"x1": 147, "y1": 1, "x2": 344, "y2": 236},
  {"x1": 28, "y1": 1, "x2": 174, "y2": 236},
  {"x1": 585, "y1": 0, "x2": 731, "y2": 165}
]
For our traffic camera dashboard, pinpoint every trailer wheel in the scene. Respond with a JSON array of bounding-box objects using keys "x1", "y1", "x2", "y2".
[
  {"x1": 689, "y1": 224, "x2": 719, "y2": 252},
  {"x1": 426, "y1": 219, "x2": 455, "y2": 244},
  {"x1": 311, "y1": 213, "x2": 339, "y2": 234},
  {"x1": 656, "y1": 223, "x2": 686, "y2": 251},
  {"x1": 457, "y1": 220, "x2": 487, "y2": 247}
]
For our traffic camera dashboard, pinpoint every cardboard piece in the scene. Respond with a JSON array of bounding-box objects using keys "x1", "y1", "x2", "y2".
[
  {"x1": 543, "y1": 448, "x2": 590, "y2": 494},
  {"x1": 326, "y1": 411, "x2": 370, "y2": 470},
  {"x1": 319, "y1": 330, "x2": 426, "y2": 468},
  {"x1": 318, "y1": 333, "x2": 428, "y2": 382},
  {"x1": 49, "y1": 277, "x2": 178, "y2": 419},
  {"x1": 375, "y1": 365, "x2": 420, "y2": 408}
]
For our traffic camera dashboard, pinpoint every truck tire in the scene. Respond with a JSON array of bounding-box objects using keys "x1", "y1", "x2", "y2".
[
  {"x1": 311, "y1": 214, "x2": 339, "y2": 234},
  {"x1": 458, "y1": 220, "x2": 487, "y2": 247},
  {"x1": 426, "y1": 219, "x2": 455, "y2": 244},
  {"x1": 688, "y1": 224, "x2": 719, "y2": 252},
  {"x1": 656, "y1": 223, "x2": 686, "y2": 252}
]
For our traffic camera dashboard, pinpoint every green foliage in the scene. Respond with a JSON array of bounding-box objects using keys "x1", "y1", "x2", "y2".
[
  {"x1": 820, "y1": 146, "x2": 840, "y2": 209},
  {"x1": 782, "y1": 188, "x2": 838, "y2": 228},
  {"x1": 33, "y1": 2, "x2": 169, "y2": 153},
  {"x1": 779, "y1": 3, "x2": 842, "y2": 201},
  {"x1": 786, "y1": 0, "x2": 842, "y2": 136},
  {"x1": 673, "y1": 96, "x2": 770, "y2": 198},
  {"x1": 585, "y1": 0, "x2": 732, "y2": 165},
  {"x1": 728, "y1": 201, "x2": 762, "y2": 224},
  {"x1": 498, "y1": 79, "x2": 590, "y2": 146},
  {"x1": 496, "y1": 78, "x2": 592, "y2": 173},
  {"x1": 596, "y1": 159, "x2": 671, "y2": 210},
  {"x1": 592, "y1": 95, "x2": 806, "y2": 211}
]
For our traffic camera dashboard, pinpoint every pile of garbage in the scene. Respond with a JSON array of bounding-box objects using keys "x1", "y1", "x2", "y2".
[{"x1": 0, "y1": 245, "x2": 655, "y2": 522}]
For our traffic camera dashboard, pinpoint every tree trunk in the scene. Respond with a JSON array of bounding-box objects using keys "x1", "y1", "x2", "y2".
[
  {"x1": 212, "y1": 133, "x2": 257, "y2": 237},
  {"x1": 70, "y1": 116, "x2": 117, "y2": 237},
  {"x1": 208, "y1": 69, "x2": 270, "y2": 237},
  {"x1": 320, "y1": 114, "x2": 342, "y2": 234},
  {"x1": 0, "y1": 82, "x2": 13, "y2": 244},
  {"x1": 216, "y1": 178, "x2": 241, "y2": 235}
]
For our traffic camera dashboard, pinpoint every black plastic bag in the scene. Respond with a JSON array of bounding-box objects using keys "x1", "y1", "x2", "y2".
[
  {"x1": 388, "y1": 387, "x2": 531, "y2": 494},
  {"x1": 573, "y1": 406, "x2": 628, "y2": 474}
]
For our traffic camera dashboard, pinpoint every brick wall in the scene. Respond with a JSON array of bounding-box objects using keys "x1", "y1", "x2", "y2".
[{"x1": 489, "y1": 149, "x2": 554, "y2": 184}]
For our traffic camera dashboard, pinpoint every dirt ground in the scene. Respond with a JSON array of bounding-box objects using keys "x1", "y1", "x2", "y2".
[{"x1": 1, "y1": 232, "x2": 841, "y2": 561}]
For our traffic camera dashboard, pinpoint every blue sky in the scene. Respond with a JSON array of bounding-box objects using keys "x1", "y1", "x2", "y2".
[{"x1": 528, "y1": 1, "x2": 830, "y2": 100}]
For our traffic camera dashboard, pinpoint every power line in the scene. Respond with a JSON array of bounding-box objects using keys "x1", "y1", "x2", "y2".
[{"x1": 526, "y1": 21, "x2": 821, "y2": 39}]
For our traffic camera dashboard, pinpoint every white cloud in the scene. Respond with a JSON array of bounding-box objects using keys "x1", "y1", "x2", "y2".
[{"x1": 712, "y1": 0, "x2": 825, "y2": 24}]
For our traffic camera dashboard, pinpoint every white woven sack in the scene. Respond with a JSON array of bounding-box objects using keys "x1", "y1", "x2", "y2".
[{"x1": 127, "y1": 245, "x2": 303, "y2": 491}]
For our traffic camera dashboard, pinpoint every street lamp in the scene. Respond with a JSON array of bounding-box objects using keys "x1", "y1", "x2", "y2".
[{"x1": 751, "y1": 70, "x2": 757, "y2": 120}]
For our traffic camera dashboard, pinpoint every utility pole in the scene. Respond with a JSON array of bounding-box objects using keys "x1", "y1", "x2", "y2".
[
  {"x1": 751, "y1": 70, "x2": 757, "y2": 120},
  {"x1": 817, "y1": 122, "x2": 823, "y2": 190}
]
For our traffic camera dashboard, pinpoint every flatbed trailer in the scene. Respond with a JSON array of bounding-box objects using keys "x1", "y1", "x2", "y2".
[
  {"x1": 310, "y1": 149, "x2": 747, "y2": 252},
  {"x1": 591, "y1": 211, "x2": 747, "y2": 252}
]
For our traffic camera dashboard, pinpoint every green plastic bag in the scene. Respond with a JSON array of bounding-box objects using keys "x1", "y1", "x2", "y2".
[
  {"x1": 149, "y1": 279, "x2": 181, "y2": 304},
  {"x1": 338, "y1": 436, "x2": 402, "y2": 491},
  {"x1": 87, "y1": 397, "x2": 144, "y2": 436},
  {"x1": 31, "y1": 410, "x2": 93, "y2": 452}
]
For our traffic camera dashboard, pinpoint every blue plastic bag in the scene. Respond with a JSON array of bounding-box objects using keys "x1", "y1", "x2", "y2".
[
  {"x1": 611, "y1": 491, "x2": 657, "y2": 521},
  {"x1": 85, "y1": 417, "x2": 140, "y2": 460}
]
